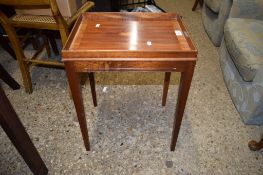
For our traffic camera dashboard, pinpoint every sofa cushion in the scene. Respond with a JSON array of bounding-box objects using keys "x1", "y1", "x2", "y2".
[
  {"x1": 204, "y1": 0, "x2": 221, "y2": 13},
  {"x1": 230, "y1": 0, "x2": 263, "y2": 20},
  {"x1": 224, "y1": 18, "x2": 263, "y2": 81}
]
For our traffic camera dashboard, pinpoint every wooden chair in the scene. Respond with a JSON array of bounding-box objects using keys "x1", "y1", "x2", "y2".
[{"x1": 0, "y1": 0, "x2": 95, "y2": 93}]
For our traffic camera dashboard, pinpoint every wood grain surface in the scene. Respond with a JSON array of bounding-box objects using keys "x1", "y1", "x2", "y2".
[{"x1": 62, "y1": 12, "x2": 197, "y2": 60}]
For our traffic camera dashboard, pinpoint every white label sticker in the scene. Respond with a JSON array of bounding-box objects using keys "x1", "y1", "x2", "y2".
[
  {"x1": 96, "y1": 24, "x2": 100, "y2": 28},
  {"x1": 147, "y1": 41, "x2": 152, "y2": 46},
  {"x1": 103, "y1": 87, "x2": 108, "y2": 93},
  {"x1": 175, "y1": 30, "x2": 183, "y2": 36}
]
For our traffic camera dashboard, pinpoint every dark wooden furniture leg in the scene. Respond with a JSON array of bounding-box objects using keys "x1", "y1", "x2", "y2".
[
  {"x1": 64, "y1": 62, "x2": 90, "y2": 151},
  {"x1": 200, "y1": 0, "x2": 204, "y2": 6},
  {"x1": 0, "y1": 85, "x2": 48, "y2": 175},
  {"x1": 192, "y1": 0, "x2": 203, "y2": 11},
  {"x1": 162, "y1": 72, "x2": 171, "y2": 106},
  {"x1": 88, "y1": 72, "x2": 97, "y2": 107},
  {"x1": 48, "y1": 33, "x2": 59, "y2": 56},
  {"x1": 0, "y1": 34, "x2": 16, "y2": 59},
  {"x1": 248, "y1": 136, "x2": 263, "y2": 151},
  {"x1": 0, "y1": 64, "x2": 20, "y2": 90},
  {"x1": 171, "y1": 63, "x2": 195, "y2": 151}
]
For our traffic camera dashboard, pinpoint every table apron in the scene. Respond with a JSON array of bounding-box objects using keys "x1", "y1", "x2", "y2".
[{"x1": 70, "y1": 60, "x2": 195, "y2": 72}]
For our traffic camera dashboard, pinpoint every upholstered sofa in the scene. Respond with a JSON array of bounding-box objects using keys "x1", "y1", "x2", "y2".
[
  {"x1": 219, "y1": 0, "x2": 263, "y2": 125},
  {"x1": 202, "y1": 0, "x2": 232, "y2": 46}
]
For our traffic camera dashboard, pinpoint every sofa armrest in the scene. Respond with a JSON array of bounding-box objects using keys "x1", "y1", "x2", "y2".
[
  {"x1": 230, "y1": 0, "x2": 263, "y2": 20},
  {"x1": 254, "y1": 67, "x2": 263, "y2": 85}
]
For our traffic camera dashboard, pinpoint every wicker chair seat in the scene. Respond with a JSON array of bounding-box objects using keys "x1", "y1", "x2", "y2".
[{"x1": 12, "y1": 14, "x2": 57, "y2": 24}]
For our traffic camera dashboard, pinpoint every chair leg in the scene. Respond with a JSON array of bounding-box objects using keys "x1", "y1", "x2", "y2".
[
  {"x1": 192, "y1": 0, "x2": 203, "y2": 11},
  {"x1": 0, "y1": 11, "x2": 32, "y2": 93},
  {"x1": 47, "y1": 32, "x2": 59, "y2": 56},
  {"x1": 0, "y1": 85, "x2": 48, "y2": 175},
  {"x1": 248, "y1": 136, "x2": 263, "y2": 151},
  {"x1": 30, "y1": 37, "x2": 40, "y2": 50},
  {"x1": 200, "y1": 0, "x2": 204, "y2": 6},
  {"x1": 16, "y1": 56, "x2": 32, "y2": 93},
  {"x1": 192, "y1": 0, "x2": 198, "y2": 11},
  {"x1": 43, "y1": 35, "x2": 51, "y2": 58},
  {"x1": 88, "y1": 72, "x2": 97, "y2": 107},
  {"x1": 162, "y1": 72, "x2": 171, "y2": 106},
  {"x1": 0, "y1": 64, "x2": 20, "y2": 90}
]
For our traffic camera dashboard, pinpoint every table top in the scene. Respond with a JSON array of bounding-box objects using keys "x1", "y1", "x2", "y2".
[{"x1": 62, "y1": 12, "x2": 197, "y2": 61}]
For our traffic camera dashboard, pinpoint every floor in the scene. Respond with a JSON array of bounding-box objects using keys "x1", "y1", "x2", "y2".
[{"x1": 0, "y1": 0, "x2": 263, "y2": 174}]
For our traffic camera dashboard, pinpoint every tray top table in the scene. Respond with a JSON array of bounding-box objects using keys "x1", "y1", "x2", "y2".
[{"x1": 62, "y1": 12, "x2": 197, "y2": 151}]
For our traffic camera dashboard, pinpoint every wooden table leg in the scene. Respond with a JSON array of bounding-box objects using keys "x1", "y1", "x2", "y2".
[
  {"x1": 248, "y1": 136, "x2": 263, "y2": 151},
  {"x1": 171, "y1": 64, "x2": 195, "y2": 151},
  {"x1": 162, "y1": 72, "x2": 171, "y2": 106},
  {"x1": 88, "y1": 72, "x2": 97, "y2": 107},
  {"x1": 0, "y1": 85, "x2": 48, "y2": 175},
  {"x1": 64, "y1": 62, "x2": 90, "y2": 151}
]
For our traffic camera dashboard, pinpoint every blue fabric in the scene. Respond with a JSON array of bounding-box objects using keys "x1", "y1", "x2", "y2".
[
  {"x1": 202, "y1": 0, "x2": 232, "y2": 46},
  {"x1": 230, "y1": 0, "x2": 263, "y2": 20},
  {"x1": 220, "y1": 40, "x2": 263, "y2": 125},
  {"x1": 224, "y1": 18, "x2": 263, "y2": 81},
  {"x1": 219, "y1": 0, "x2": 263, "y2": 125}
]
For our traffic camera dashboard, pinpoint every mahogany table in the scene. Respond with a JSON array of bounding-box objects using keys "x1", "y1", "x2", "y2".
[{"x1": 62, "y1": 12, "x2": 197, "y2": 151}]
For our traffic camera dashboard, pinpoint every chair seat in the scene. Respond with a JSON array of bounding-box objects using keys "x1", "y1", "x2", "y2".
[
  {"x1": 10, "y1": 14, "x2": 72, "y2": 30},
  {"x1": 10, "y1": 14, "x2": 59, "y2": 30},
  {"x1": 12, "y1": 14, "x2": 56, "y2": 24},
  {"x1": 204, "y1": 0, "x2": 221, "y2": 13},
  {"x1": 224, "y1": 18, "x2": 263, "y2": 82}
]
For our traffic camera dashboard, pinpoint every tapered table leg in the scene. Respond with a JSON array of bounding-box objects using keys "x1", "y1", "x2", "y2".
[
  {"x1": 162, "y1": 72, "x2": 171, "y2": 106},
  {"x1": 0, "y1": 85, "x2": 48, "y2": 175},
  {"x1": 88, "y1": 72, "x2": 97, "y2": 107},
  {"x1": 64, "y1": 62, "x2": 90, "y2": 151},
  {"x1": 171, "y1": 63, "x2": 195, "y2": 151}
]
